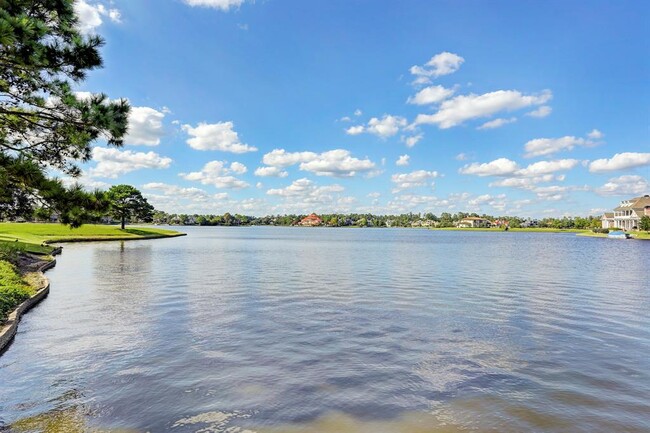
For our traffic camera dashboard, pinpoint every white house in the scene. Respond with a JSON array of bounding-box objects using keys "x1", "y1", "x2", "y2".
[
  {"x1": 456, "y1": 217, "x2": 492, "y2": 228},
  {"x1": 602, "y1": 195, "x2": 650, "y2": 230}
]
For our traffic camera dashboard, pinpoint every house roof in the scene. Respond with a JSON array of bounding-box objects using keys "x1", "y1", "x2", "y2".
[
  {"x1": 602, "y1": 212, "x2": 614, "y2": 218},
  {"x1": 614, "y1": 195, "x2": 650, "y2": 212},
  {"x1": 300, "y1": 213, "x2": 322, "y2": 222}
]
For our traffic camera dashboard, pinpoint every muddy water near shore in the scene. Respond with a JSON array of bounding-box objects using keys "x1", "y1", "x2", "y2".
[{"x1": 1, "y1": 227, "x2": 648, "y2": 432}]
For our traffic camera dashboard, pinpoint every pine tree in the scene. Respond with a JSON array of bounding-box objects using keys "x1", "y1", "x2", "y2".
[{"x1": 0, "y1": 0, "x2": 130, "y2": 223}]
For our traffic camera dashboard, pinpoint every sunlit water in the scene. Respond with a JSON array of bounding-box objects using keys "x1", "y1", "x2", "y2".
[{"x1": 0, "y1": 227, "x2": 648, "y2": 432}]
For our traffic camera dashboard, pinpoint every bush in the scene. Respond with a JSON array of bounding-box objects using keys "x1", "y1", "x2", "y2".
[
  {"x1": 591, "y1": 228, "x2": 610, "y2": 234},
  {"x1": 0, "y1": 260, "x2": 33, "y2": 322},
  {"x1": 0, "y1": 242, "x2": 25, "y2": 264}
]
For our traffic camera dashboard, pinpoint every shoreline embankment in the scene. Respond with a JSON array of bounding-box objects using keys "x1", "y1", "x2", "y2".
[
  {"x1": 0, "y1": 257, "x2": 56, "y2": 354},
  {"x1": 0, "y1": 227, "x2": 186, "y2": 355}
]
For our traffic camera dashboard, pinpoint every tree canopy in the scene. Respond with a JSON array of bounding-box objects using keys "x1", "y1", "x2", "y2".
[
  {"x1": 107, "y1": 185, "x2": 154, "y2": 229},
  {"x1": 0, "y1": 0, "x2": 130, "y2": 223}
]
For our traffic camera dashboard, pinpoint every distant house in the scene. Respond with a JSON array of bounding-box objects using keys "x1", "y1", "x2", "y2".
[
  {"x1": 603, "y1": 195, "x2": 650, "y2": 230},
  {"x1": 520, "y1": 218, "x2": 539, "y2": 228},
  {"x1": 601, "y1": 212, "x2": 615, "y2": 229},
  {"x1": 456, "y1": 217, "x2": 492, "y2": 228},
  {"x1": 297, "y1": 213, "x2": 323, "y2": 227}
]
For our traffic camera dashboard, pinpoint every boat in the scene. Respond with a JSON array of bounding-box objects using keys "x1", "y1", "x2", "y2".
[{"x1": 608, "y1": 231, "x2": 631, "y2": 239}]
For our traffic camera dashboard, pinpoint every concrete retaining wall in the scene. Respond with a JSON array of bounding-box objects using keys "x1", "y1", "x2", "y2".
[{"x1": 0, "y1": 259, "x2": 56, "y2": 354}]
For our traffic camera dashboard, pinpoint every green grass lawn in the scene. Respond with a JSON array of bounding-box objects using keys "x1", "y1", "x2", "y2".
[
  {"x1": 0, "y1": 240, "x2": 55, "y2": 255},
  {"x1": 0, "y1": 260, "x2": 35, "y2": 322},
  {"x1": 577, "y1": 231, "x2": 650, "y2": 240},
  {"x1": 0, "y1": 223, "x2": 185, "y2": 246},
  {"x1": 428, "y1": 227, "x2": 589, "y2": 233}
]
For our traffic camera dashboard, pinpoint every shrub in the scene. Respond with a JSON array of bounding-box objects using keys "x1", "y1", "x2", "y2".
[
  {"x1": 0, "y1": 242, "x2": 25, "y2": 264},
  {"x1": 592, "y1": 228, "x2": 610, "y2": 234},
  {"x1": 0, "y1": 261, "x2": 33, "y2": 322}
]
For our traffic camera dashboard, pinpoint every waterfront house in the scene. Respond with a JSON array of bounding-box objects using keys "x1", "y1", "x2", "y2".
[
  {"x1": 456, "y1": 217, "x2": 492, "y2": 228},
  {"x1": 601, "y1": 212, "x2": 615, "y2": 229},
  {"x1": 602, "y1": 195, "x2": 650, "y2": 230},
  {"x1": 298, "y1": 213, "x2": 323, "y2": 226},
  {"x1": 520, "y1": 218, "x2": 540, "y2": 228}
]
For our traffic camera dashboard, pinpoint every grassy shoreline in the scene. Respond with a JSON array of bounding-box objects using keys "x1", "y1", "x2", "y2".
[
  {"x1": 577, "y1": 231, "x2": 650, "y2": 240},
  {"x1": 427, "y1": 227, "x2": 588, "y2": 233},
  {"x1": 0, "y1": 223, "x2": 185, "y2": 326},
  {"x1": 0, "y1": 261, "x2": 35, "y2": 322},
  {"x1": 0, "y1": 223, "x2": 185, "y2": 252}
]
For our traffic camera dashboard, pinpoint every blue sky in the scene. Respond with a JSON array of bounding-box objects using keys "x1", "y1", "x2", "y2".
[{"x1": 69, "y1": 0, "x2": 649, "y2": 217}]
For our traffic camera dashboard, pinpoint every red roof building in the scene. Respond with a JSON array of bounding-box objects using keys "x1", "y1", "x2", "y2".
[{"x1": 298, "y1": 213, "x2": 323, "y2": 226}]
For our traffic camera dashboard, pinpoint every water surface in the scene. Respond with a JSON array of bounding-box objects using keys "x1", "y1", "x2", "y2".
[{"x1": 1, "y1": 227, "x2": 648, "y2": 432}]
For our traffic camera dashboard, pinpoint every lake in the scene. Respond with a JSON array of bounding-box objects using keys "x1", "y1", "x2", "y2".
[{"x1": 0, "y1": 227, "x2": 648, "y2": 432}]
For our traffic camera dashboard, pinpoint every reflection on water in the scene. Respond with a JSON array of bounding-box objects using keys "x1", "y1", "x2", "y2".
[{"x1": 0, "y1": 227, "x2": 649, "y2": 432}]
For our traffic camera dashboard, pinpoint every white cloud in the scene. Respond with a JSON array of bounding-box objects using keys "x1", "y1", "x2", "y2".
[
  {"x1": 396, "y1": 155, "x2": 410, "y2": 166},
  {"x1": 587, "y1": 129, "x2": 604, "y2": 139},
  {"x1": 415, "y1": 90, "x2": 552, "y2": 129},
  {"x1": 477, "y1": 117, "x2": 517, "y2": 130},
  {"x1": 345, "y1": 125, "x2": 365, "y2": 135},
  {"x1": 89, "y1": 148, "x2": 172, "y2": 178},
  {"x1": 532, "y1": 185, "x2": 569, "y2": 201},
  {"x1": 410, "y1": 52, "x2": 464, "y2": 84},
  {"x1": 589, "y1": 152, "x2": 650, "y2": 172},
  {"x1": 180, "y1": 160, "x2": 249, "y2": 189},
  {"x1": 391, "y1": 170, "x2": 440, "y2": 192},
  {"x1": 455, "y1": 153, "x2": 468, "y2": 161},
  {"x1": 267, "y1": 178, "x2": 344, "y2": 204},
  {"x1": 526, "y1": 106, "x2": 552, "y2": 118},
  {"x1": 367, "y1": 192, "x2": 381, "y2": 198},
  {"x1": 142, "y1": 182, "x2": 209, "y2": 201},
  {"x1": 367, "y1": 115, "x2": 407, "y2": 138},
  {"x1": 462, "y1": 157, "x2": 579, "y2": 180},
  {"x1": 407, "y1": 85, "x2": 455, "y2": 105},
  {"x1": 73, "y1": 91, "x2": 94, "y2": 102},
  {"x1": 229, "y1": 161, "x2": 247, "y2": 174},
  {"x1": 182, "y1": 121, "x2": 257, "y2": 153},
  {"x1": 347, "y1": 115, "x2": 407, "y2": 138},
  {"x1": 254, "y1": 166, "x2": 288, "y2": 177},
  {"x1": 74, "y1": 0, "x2": 121, "y2": 34},
  {"x1": 402, "y1": 134, "x2": 423, "y2": 148},
  {"x1": 489, "y1": 175, "x2": 556, "y2": 189},
  {"x1": 467, "y1": 193, "x2": 507, "y2": 210},
  {"x1": 261, "y1": 149, "x2": 375, "y2": 177},
  {"x1": 262, "y1": 149, "x2": 316, "y2": 167},
  {"x1": 59, "y1": 174, "x2": 110, "y2": 191},
  {"x1": 182, "y1": 0, "x2": 245, "y2": 11},
  {"x1": 258, "y1": 168, "x2": 283, "y2": 180},
  {"x1": 354, "y1": 109, "x2": 363, "y2": 116},
  {"x1": 459, "y1": 158, "x2": 519, "y2": 176},
  {"x1": 126, "y1": 107, "x2": 166, "y2": 146},
  {"x1": 516, "y1": 159, "x2": 580, "y2": 176},
  {"x1": 299, "y1": 149, "x2": 376, "y2": 177},
  {"x1": 524, "y1": 136, "x2": 591, "y2": 158}
]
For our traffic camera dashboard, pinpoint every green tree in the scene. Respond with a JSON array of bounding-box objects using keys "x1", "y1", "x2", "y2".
[
  {"x1": 0, "y1": 0, "x2": 130, "y2": 221},
  {"x1": 106, "y1": 185, "x2": 154, "y2": 230},
  {"x1": 639, "y1": 215, "x2": 650, "y2": 232}
]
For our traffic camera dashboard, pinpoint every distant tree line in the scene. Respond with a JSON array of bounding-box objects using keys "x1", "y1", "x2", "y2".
[{"x1": 147, "y1": 211, "x2": 605, "y2": 230}]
